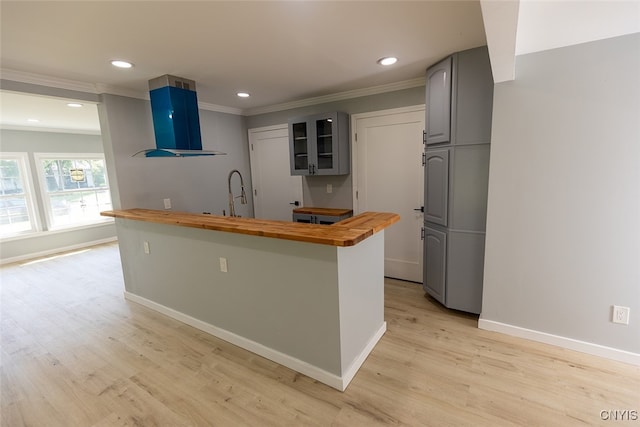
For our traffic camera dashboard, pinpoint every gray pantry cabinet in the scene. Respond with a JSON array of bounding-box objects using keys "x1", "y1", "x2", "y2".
[
  {"x1": 425, "y1": 56, "x2": 453, "y2": 145},
  {"x1": 288, "y1": 112, "x2": 350, "y2": 176},
  {"x1": 422, "y1": 46, "x2": 493, "y2": 314}
]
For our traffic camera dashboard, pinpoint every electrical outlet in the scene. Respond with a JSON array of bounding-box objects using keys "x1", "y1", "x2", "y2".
[
  {"x1": 326, "y1": 184, "x2": 332, "y2": 194},
  {"x1": 143, "y1": 241, "x2": 150, "y2": 254},
  {"x1": 219, "y1": 257, "x2": 228, "y2": 273},
  {"x1": 163, "y1": 198, "x2": 171, "y2": 209},
  {"x1": 612, "y1": 305, "x2": 630, "y2": 325}
]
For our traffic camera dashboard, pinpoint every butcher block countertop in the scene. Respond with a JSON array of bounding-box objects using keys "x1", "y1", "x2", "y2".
[
  {"x1": 101, "y1": 208, "x2": 399, "y2": 247},
  {"x1": 292, "y1": 207, "x2": 353, "y2": 217}
]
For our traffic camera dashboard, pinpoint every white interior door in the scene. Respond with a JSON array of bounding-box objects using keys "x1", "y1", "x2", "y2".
[
  {"x1": 353, "y1": 106, "x2": 425, "y2": 282},
  {"x1": 249, "y1": 126, "x2": 303, "y2": 221}
]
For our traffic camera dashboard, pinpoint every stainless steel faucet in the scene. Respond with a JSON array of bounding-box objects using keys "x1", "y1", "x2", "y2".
[{"x1": 227, "y1": 169, "x2": 247, "y2": 217}]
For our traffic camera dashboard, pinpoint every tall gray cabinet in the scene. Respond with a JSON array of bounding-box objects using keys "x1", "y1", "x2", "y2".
[{"x1": 423, "y1": 46, "x2": 493, "y2": 314}]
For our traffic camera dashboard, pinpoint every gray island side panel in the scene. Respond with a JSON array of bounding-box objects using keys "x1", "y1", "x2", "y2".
[{"x1": 116, "y1": 217, "x2": 365, "y2": 379}]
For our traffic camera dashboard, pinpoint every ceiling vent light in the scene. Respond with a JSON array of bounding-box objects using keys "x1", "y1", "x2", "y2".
[
  {"x1": 67, "y1": 103, "x2": 83, "y2": 108},
  {"x1": 377, "y1": 57, "x2": 398, "y2": 66},
  {"x1": 237, "y1": 92, "x2": 250, "y2": 98},
  {"x1": 111, "y1": 60, "x2": 133, "y2": 69}
]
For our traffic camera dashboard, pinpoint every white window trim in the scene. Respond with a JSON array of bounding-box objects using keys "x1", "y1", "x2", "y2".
[
  {"x1": 33, "y1": 152, "x2": 112, "y2": 231},
  {"x1": 0, "y1": 152, "x2": 41, "y2": 238}
]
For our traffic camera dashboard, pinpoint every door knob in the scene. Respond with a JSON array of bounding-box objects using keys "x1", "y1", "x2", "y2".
[
  {"x1": 414, "y1": 206, "x2": 424, "y2": 212},
  {"x1": 289, "y1": 201, "x2": 300, "y2": 206}
]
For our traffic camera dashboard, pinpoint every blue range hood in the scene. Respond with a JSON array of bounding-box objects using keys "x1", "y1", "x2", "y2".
[{"x1": 134, "y1": 75, "x2": 226, "y2": 158}]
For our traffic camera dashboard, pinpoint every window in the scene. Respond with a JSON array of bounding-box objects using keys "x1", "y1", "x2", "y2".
[
  {"x1": 0, "y1": 153, "x2": 38, "y2": 237},
  {"x1": 36, "y1": 154, "x2": 112, "y2": 229}
]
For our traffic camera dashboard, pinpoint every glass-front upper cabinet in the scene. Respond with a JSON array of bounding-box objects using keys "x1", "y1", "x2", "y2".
[
  {"x1": 288, "y1": 112, "x2": 349, "y2": 176},
  {"x1": 315, "y1": 117, "x2": 334, "y2": 172},
  {"x1": 291, "y1": 122, "x2": 309, "y2": 173}
]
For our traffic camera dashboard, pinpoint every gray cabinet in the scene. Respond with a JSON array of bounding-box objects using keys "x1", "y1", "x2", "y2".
[
  {"x1": 425, "y1": 145, "x2": 491, "y2": 229},
  {"x1": 423, "y1": 226, "x2": 447, "y2": 304},
  {"x1": 422, "y1": 46, "x2": 493, "y2": 314},
  {"x1": 424, "y1": 149, "x2": 449, "y2": 226},
  {"x1": 292, "y1": 207, "x2": 352, "y2": 224},
  {"x1": 425, "y1": 47, "x2": 493, "y2": 147},
  {"x1": 423, "y1": 225, "x2": 486, "y2": 314},
  {"x1": 293, "y1": 212, "x2": 347, "y2": 225},
  {"x1": 288, "y1": 112, "x2": 350, "y2": 176},
  {"x1": 425, "y1": 56, "x2": 452, "y2": 145}
]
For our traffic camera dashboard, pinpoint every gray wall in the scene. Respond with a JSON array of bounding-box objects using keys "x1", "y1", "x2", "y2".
[
  {"x1": 99, "y1": 94, "x2": 253, "y2": 217},
  {"x1": 116, "y1": 218, "x2": 342, "y2": 375},
  {"x1": 0, "y1": 129, "x2": 116, "y2": 261},
  {"x1": 482, "y1": 34, "x2": 640, "y2": 353},
  {"x1": 0, "y1": 82, "x2": 253, "y2": 261},
  {"x1": 246, "y1": 86, "x2": 425, "y2": 209}
]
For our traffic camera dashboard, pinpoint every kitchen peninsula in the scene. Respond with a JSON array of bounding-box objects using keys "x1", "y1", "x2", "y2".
[{"x1": 101, "y1": 209, "x2": 399, "y2": 391}]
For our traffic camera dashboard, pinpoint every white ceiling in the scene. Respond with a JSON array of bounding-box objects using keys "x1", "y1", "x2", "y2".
[
  {"x1": 1, "y1": 1, "x2": 638, "y2": 134},
  {"x1": 0, "y1": 92, "x2": 101, "y2": 134},
  {"x1": 481, "y1": 0, "x2": 640, "y2": 83},
  {"x1": 0, "y1": 1, "x2": 487, "y2": 112},
  {"x1": 515, "y1": 0, "x2": 640, "y2": 56}
]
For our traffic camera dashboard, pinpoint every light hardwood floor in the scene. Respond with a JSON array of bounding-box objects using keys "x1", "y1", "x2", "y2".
[{"x1": 1, "y1": 242, "x2": 638, "y2": 426}]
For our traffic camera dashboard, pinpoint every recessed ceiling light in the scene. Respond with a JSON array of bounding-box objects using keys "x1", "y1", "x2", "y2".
[
  {"x1": 377, "y1": 57, "x2": 398, "y2": 66},
  {"x1": 111, "y1": 60, "x2": 133, "y2": 69},
  {"x1": 67, "y1": 103, "x2": 83, "y2": 108},
  {"x1": 27, "y1": 118, "x2": 40, "y2": 123},
  {"x1": 237, "y1": 92, "x2": 250, "y2": 98}
]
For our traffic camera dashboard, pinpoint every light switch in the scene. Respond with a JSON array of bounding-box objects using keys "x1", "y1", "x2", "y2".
[
  {"x1": 143, "y1": 241, "x2": 150, "y2": 254},
  {"x1": 163, "y1": 198, "x2": 171, "y2": 209},
  {"x1": 326, "y1": 184, "x2": 333, "y2": 194},
  {"x1": 219, "y1": 257, "x2": 228, "y2": 273}
]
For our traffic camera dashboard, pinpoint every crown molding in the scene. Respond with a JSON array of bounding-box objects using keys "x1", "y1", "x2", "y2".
[
  {"x1": 94, "y1": 83, "x2": 148, "y2": 100},
  {"x1": 242, "y1": 77, "x2": 426, "y2": 116},
  {"x1": 93, "y1": 88, "x2": 242, "y2": 115},
  {"x1": 0, "y1": 69, "x2": 98, "y2": 94},
  {"x1": 199, "y1": 102, "x2": 243, "y2": 116},
  {"x1": 0, "y1": 124, "x2": 101, "y2": 135},
  {"x1": 2, "y1": 69, "x2": 425, "y2": 118}
]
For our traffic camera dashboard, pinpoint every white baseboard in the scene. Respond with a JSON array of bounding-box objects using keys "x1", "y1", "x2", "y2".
[
  {"x1": 478, "y1": 319, "x2": 640, "y2": 366},
  {"x1": 124, "y1": 291, "x2": 380, "y2": 391},
  {"x1": 0, "y1": 236, "x2": 118, "y2": 265}
]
